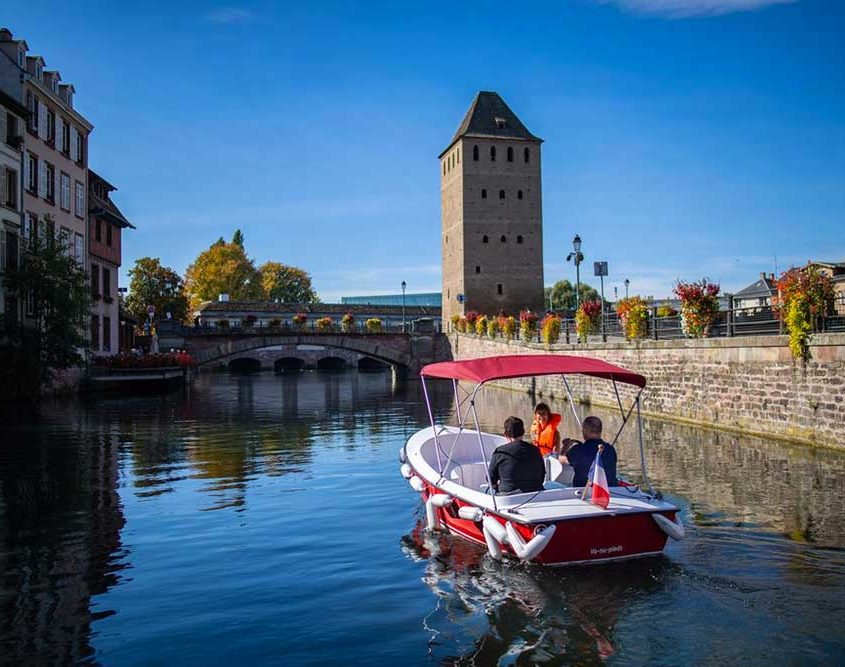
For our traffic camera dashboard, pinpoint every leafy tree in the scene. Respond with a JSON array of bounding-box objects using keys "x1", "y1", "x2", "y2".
[
  {"x1": 258, "y1": 262, "x2": 319, "y2": 303},
  {"x1": 232, "y1": 229, "x2": 244, "y2": 248},
  {"x1": 544, "y1": 280, "x2": 600, "y2": 311},
  {"x1": 184, "y1": 240, "x2": 260, "y2": 310},
  {"x1": 0, "y1": 236, "x2": 89, "y2": 401},
  {"x1": 125, "y1": 257, "x2": 189, "y2": 324}
]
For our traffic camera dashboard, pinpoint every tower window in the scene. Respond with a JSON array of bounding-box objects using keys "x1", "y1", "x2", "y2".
[
  {"x1": 497, "y1": 284, "x2": 503, "y2": 295},
  {"x1": 517, "y1": 235, "x2": 523, "y2": 244},
  {"x1": 443, "y1": 162, "x2": 446, "y2": 175},
  {"x1": 490, "y1": 146, "x2": 496, "y2": 161},
  {"x1": 473, "y1": 145, "x2": 479, "y2": 161},
  {"x1": 517, "y1": 190, "x2": 523, "y2": 199},
  {"x1": 507, "y1": 147, "x2": 513, "y2": 162},
  {"x1": 500, "y1": 235, "x2": 507, "y2": 243},
  {"x1": 499, "y1": 190, "x2": 505, "y2": 199},
  {"x1": 457, "y1": 148, "x2": 460, "y2": 164},
  {"x1": 524, "y1": 147, "x2": 530, "y2": 163},
  {"x1": 494, "y1": 117, "x2": 507, "y2": 129},
  {"x1": 482, "y1": 235, "x2": 489, "y2": 244},
  {"x1": 475, "y1": 266, "x2": 481, "y2": 274},
  {"x1": 481, "y1": 189, "x2": 487, "y2": 199}
]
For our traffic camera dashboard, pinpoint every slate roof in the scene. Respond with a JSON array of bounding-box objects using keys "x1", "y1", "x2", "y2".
[
  {"x1": 441, "y1": 91, "x2": 541, "y2": 157},
  {"x1": 734, "y1": 276, "x2": 777, "y2": 299}
]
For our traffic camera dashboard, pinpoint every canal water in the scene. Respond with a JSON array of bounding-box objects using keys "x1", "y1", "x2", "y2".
[{"x1": 1, "y1": 372, "x2": 844, "y2": 665}]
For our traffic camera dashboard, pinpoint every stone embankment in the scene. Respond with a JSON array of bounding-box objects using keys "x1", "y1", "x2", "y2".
[{"x1": 448, "y1": 333, "x2": 845, "y2": 450}]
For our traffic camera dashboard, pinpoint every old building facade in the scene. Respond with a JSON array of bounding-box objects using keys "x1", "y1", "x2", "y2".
[
  {"x1": 440, "y1": 91, "x2": 545, "y2": 327},
  {"x1": 0, "y1": 88, "x2": 26, "y2": 324},
  {"x1": 0, "y1": 28, "x2": 93, "y2": 320},
  {"x1": 88, "y1": 170, "x2": 134, "y2": 355}
]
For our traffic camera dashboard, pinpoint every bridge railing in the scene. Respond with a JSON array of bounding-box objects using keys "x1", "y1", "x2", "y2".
[{"x1": 177, "y1": 320, "x2": 439, "y2": 336}]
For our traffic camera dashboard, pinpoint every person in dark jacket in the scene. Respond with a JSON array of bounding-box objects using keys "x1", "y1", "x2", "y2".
[
  {"x1": 488, "y1": 416, "x2": 546, "y2": 494},
  {"x1": 559, "y1": 416, "x2": 618, "y2": 487}
]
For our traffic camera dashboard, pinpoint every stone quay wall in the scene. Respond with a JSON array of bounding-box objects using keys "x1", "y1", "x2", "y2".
[{"x1": 447, "y1": 333, "x2": 845, "y2": 450}]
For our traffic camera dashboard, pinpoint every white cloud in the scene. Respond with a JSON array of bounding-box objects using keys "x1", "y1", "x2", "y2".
[
  {"x1": 597, "y1": 0, "x2": 796, "y2": 18},
  {"x1": 205, "y1": 7, "x2": 255, "y2": 24}
]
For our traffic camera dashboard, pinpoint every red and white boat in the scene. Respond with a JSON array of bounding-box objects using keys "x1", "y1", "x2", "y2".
[{"x1": 400, "y1": 355, "x2": 684, "y2": 566}]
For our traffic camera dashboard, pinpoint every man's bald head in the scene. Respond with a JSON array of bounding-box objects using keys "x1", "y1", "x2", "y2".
[{"x1": 582, "y1": 416, "x2": 603, "y2": 440}]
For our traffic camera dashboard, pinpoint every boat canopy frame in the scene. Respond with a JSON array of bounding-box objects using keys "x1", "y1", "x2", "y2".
[{"x1": 418, "y1": 355, "x2": 652, "y2": 510}]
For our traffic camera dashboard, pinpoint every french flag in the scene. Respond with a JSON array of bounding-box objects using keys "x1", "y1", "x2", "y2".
[{"x1": 587, "y1": 445, "x2": 611, "y2": 510}]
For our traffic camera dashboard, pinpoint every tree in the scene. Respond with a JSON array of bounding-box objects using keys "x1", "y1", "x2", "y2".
[
  {"x1": 0, "y1": 236, "x2": 89, "y2": 401},
  {"x1": 184, "y1": 240, "x2": 260, "y2": 311},
  {"x1": 232, "y1": 229, "x2": 244, "y2": 248},
  {"x1": 125, "y1": 257, "x2": 189, "y2": 324},
  {"x1": 258, "y1": 262, "x2": 319, "y2": 303},
  {"x1": 544, "y1": 280, "x2": 600, "y2": 311}
]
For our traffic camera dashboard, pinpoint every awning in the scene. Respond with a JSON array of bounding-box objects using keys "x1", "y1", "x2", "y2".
[{"x1": 421, "y1": 354, "x2": 646, "y2": 388}]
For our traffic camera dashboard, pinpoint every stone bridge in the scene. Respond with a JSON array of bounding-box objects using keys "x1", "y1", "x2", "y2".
[{"x1": 159, "y1": 328, "x2": 449, "y2": 373}]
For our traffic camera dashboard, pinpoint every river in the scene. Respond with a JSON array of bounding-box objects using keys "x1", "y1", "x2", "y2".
[{"x1": 0, "y1": 372, "x2": 843, "y2": 665}]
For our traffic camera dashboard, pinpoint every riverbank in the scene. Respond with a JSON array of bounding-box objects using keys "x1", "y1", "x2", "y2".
[{"x1": 448, "y1": 332, "x2": 845, "y2": 450}]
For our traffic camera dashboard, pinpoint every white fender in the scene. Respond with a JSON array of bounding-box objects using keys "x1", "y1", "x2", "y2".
[
  {"x1": 457, "y1": 506, "x2": 483, "y2": 522},
  {"x1": 399, "y1": 446, "x2": 407, "y2": 463},
  {"x1": 425, "y1": 497, "x2": 441, "y2": 531},
  {"x1": 482, "y1": 524, "x2": 502, "y2": 560},
  {"x1": 400, "y1": 463, "x2": 412, "y2": 479},
  {"x1": 505, "y1": 522, "x2": 557, "y2": 561},
  {"x1": 430, "y1": 494, "x2": 454, "y2": 508},
  {"x1": 482, "y1": 516, "x2": 508, "y2": 545},
  {"x1": 652, "y1": 513, "x2": 685, "y2": 541},
  {"x1": 409, "y1": 476, "x2": 424, "y2": 492}
]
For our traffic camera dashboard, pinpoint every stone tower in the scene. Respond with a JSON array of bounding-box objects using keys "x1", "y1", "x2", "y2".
[{"x1": 440, "y1": 91, "x2": 544, "y2": 329}]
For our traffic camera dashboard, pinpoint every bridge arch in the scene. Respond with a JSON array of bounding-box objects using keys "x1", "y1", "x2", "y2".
[
  {"x1": 228, "y1": 357, "x2": 262, "y2": 373},
  {"x1": 275, "y1": 357, "x2": 305, "y2": 373},
  {"x1": 317, "y1": 356, "x2": 347, "y2": 371}
]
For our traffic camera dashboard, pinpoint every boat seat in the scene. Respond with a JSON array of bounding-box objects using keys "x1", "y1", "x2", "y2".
[{"x1": 447, "y1": 461, "x2": 491, "y2": 491}]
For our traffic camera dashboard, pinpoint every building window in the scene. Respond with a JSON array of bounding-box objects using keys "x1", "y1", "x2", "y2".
[
  {"x1": 26, "y1": 92, "x2": 36, "y2": 132},
  {"x1": 74, "y1": 233, "x2": 83, "y2": 264},
  {"x1": 517, "y1": 190, "x2": 523, "y2": 200},
  {"x1": 497, "y1": 284, "x2": 503, "y2": 295},
  {"x1": 443, "y1": 162, "x2": 446, "y2": 175},
  {"x1": 3, "y1": 230, "x2": 19, "y2": 271},
  {"x1": 61, "y1": 121, "x2": 70, "y2": 154},
  {"x1": 517, "y1": 235, "x2": 523, "y2": 244},
  {"x1": 95, "y1": 219, "x2": 102, "y2": 242},
  {"x1": 60, "y1": 172, "x2": 70, "y2": 210},
  {"x1": 499, "y1": 189, "x2": 505, "y2": 199},
  {"x1": 91, "y1": 263, "x2": 100, "y2": 299},
  {"x1": 91, "y1": 315, "x2": 100, "y2": 350},
  {"x1": 46, "y1": 109, "x2": 55, "y2": 144},
  {"x1": 481, "y1": 189, "x2": 487, "y2": 199},
  {"x1": 490, "y1": 146, "x2": 496, "y2": 161},
  {"x1": 482, "y1": 235, "x2": 489, "y2": 244},
  {"x1": 457, "y1": 148, "x2": 460, "y2": 164},
  {"x1": 5, "y1": 113, "x2": 17, "y2": 144},
  {"x1": 475, "y1": 266, "x2": 481, "y2": 274},
  {"x1": 23, "y1": 214, "x2": 36, "y2": 248},
  {"x1": 74, "y1": 181, "x2": 84, "y2": 217},
  {"x1": 507, "y1": 147, "x2": 513, "y2": 162},
  {"x1": 76, "y1": 133, "x2": 84, "y2": 164},
  {"x1": 524, "y1": 147, "x2": 530, "y2": 163},
  {"x1": 45, "y1": 163, "x2": 54, "y2": 201},
  {"x1": 102, "y1": 268, "x2": 111, "y2": 301},
  {"x1": 26, "y1": 153, "x2": 37, "y2": 192},
  {"x1": 473, "y1": 145, "x2": 479, "y2": 161},
  {"x1": 500, "y1": 235, "x2": 507, "y2": 243},
  {"x1": 17, "y1": 49, "x2": 24, "y2": 67},
  {"x1": 103, "y1": 317, "x2": 111, "y2": 351},
  {"x1": 4, "y1": 168, "x2": 17, "y2": 208}
]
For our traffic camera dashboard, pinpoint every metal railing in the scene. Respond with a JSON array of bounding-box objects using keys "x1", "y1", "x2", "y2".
[{"x1": 170, "y1": 320, "x2": 440, "y2": 336}]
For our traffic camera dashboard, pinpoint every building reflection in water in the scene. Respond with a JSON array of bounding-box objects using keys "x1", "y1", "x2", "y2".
[{"x1": 0, "y1": 410, "x2": 126, "y2": 663}]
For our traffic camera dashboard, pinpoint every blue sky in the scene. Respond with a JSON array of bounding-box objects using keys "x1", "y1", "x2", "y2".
[{"x1": 8, "y1": 0, "x2": 844, "y2": 300}]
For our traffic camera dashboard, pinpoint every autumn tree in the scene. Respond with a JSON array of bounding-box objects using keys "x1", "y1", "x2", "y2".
[
  {"x1": 232, "y1": 229, "x2": 244, "y2": 248},
  {"x1": 258, "y1": 262, "x2": 319, "y2": 303},
  {"x1": 184, "y1": 240, "x2": 260, "y2": 310},
  {"x1": 125, "y1": 257, "x2": 189, "y2": 323}
]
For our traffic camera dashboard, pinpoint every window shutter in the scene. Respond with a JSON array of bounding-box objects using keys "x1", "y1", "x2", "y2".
[
  {"x1": 0, "y1": 168, "x2": 6, "y2": 204},
  {"x1": 38, "y1": 100, "x2": 46, "y2": 138},
  {"x1": 0, "y1": 112, "x2": 6, "y2": 145},
  {"x1": 24, "y1": 153, "x2": 29, "y2": 190},
  {"x1": 56, "y1": 116, "x2": 63, "y2": 150},
  {"x1": 70, "y1": 126, "x2": 78, "y2": 160},
  {"x1": 39, "y1": 161, "x2": 47, "y2": 198},
  {"x1": 55, "y1": 168, "x2": 59, "y2": 203},
  {"x1": 0, "y1": 230, "x2": 5, "y2": 272}
]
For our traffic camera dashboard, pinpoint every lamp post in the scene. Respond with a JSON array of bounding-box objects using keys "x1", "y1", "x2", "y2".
[
  {"x1": 614, "y1": 286, "x2": 618, "y2": 302},
  {"x1": 566, "y1": 234, "x2": 583, "y2": 313},
  {"x1": 401, "y1": 280, "x2": 407, "y2": 333},
  {"x1": 624, "y1": 278, "x2": 630, "y2": 299}
]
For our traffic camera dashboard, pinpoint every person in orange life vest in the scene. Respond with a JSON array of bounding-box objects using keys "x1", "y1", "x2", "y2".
[{"x1": 530, "y1": 402, "x2": 561, "y2": 457}]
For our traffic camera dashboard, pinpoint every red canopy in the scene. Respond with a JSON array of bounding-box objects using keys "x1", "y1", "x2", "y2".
[{"x1": 420, "y1": 354, "x2": 646, "y2": 388}]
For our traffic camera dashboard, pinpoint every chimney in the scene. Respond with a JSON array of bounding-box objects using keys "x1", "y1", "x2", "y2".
[
  {"x1": 759, "y1": 272, "x2": 767, "y2": 280},
  {"x1": 0, "y1": 28, "x2": 13, "y2": 41},
  {"x1": 219, "y1": 293, "x2": 229, "y2": 302}
]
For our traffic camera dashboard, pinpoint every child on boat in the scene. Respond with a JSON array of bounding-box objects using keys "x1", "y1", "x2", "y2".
[{"x1": 530, "y1": 403, "x2": 561, "y2": 457}]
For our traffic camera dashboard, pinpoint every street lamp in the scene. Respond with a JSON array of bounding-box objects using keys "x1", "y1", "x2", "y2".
[
  {"x1": 401, "y1": 280, "x2": 407, "y2": 333},
  {"x1": 566, "y1": 234, "x2": 583, "y2": 312},
  {"x1": 624, "y1": 278, "x2": 630, "y2": 299},
  {"x1": 614, "y1": 286, "x2": 618, "y2": 302}
]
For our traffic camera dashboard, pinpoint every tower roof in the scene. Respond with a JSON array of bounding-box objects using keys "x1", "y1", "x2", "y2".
[{"x1": 440, "y1": 91, "x2": 541, "y2": 156}]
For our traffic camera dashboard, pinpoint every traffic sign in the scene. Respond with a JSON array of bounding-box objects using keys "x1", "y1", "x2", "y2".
[
  {"x1": 594, "y1": 261, "x2": 608, "y2": 277},
  {"x1": 457, "y1": 293, "x2": 466, "y2": 303}
]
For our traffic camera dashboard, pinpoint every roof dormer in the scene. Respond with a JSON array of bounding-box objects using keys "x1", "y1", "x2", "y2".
[
  {"x1": 0, "y1": 28, "x2": 28, "y2": 69},
  {"x1": 44, "y1": 70, "x2": 61, "y2": 93},
  {"x1": 59, "y1": 83, "x2": 75, "y2": 108},
  {"x1": 26, "y1": 54, "x2": 45, "y2": 80}
]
